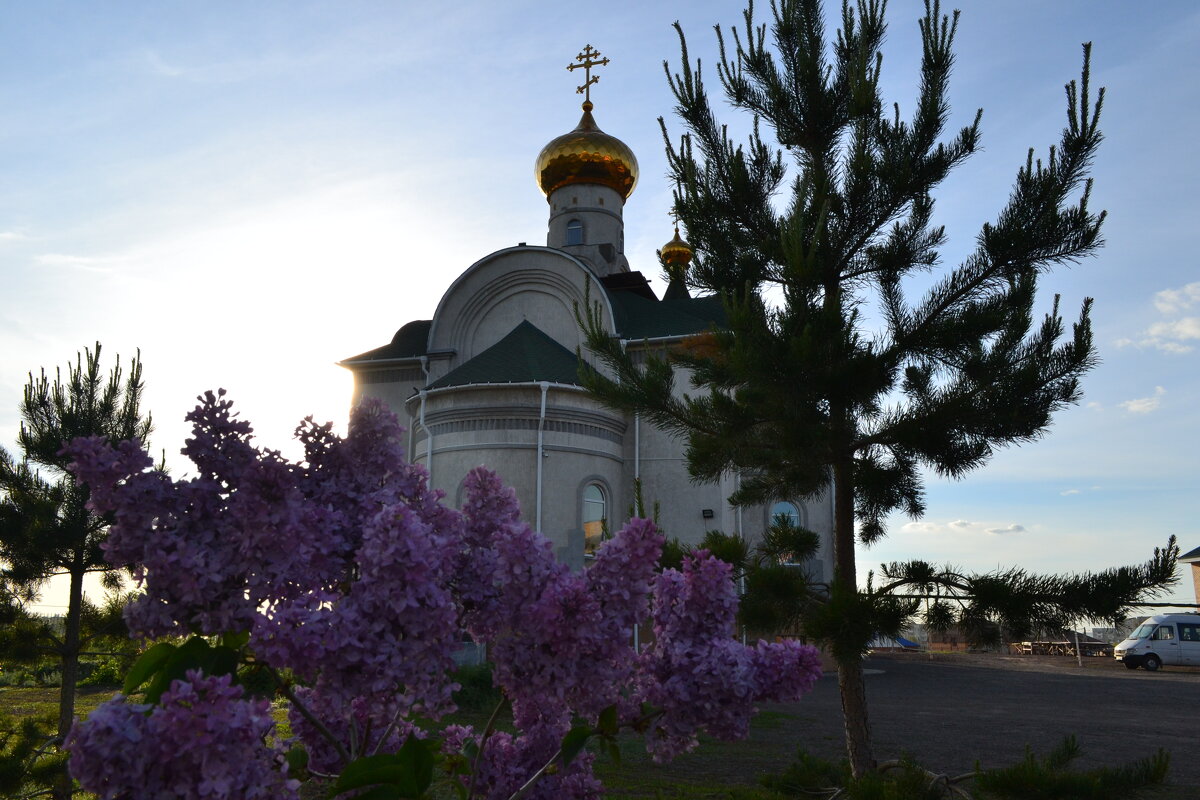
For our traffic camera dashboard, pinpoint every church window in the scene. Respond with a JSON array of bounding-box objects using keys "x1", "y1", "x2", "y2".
[
  {"x1": 566, "y1": 219, "x2": 584, "y2": 246},
  {"x1": 770, "y1": 500, "x2": 800, "y2": 526},
  {"x1": 769, "y1": 500, "x2": 801, "y2": 564},
  {"x1": 583, "y1": 483, "x2": 607, "y2": 557}
]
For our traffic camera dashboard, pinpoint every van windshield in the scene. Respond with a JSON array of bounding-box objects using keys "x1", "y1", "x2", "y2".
[{"x1": 1130, "y1": 623, "x2": 1156, "y2": 639}]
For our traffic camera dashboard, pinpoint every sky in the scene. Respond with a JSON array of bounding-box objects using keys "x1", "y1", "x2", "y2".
[{"x1": 2, "y1": 1, "x2": 1197, "y2": 615}]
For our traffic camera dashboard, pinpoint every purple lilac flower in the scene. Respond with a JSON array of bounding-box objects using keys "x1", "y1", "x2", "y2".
[{"x1": 66, "y1": 671, "x2": 298, "y2": 800}]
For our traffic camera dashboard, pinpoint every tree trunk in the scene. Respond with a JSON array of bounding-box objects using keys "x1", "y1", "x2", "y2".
[
  {"x1": 54, "y1": 559, "x2": 85, "y2": 800},
  {"x1": 832, "y1": 456, "x2": 875, "y2": 778},
  {"x1": 837, "y1": 657, "x2": 874, "y2": 778}
]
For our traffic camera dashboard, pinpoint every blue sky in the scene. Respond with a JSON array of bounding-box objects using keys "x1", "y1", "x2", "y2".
[{"x1": 2, "y1": 1, "x2": 1197, "y2": 613}]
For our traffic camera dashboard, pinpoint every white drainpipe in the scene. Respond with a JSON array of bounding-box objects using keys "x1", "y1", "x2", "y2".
[
  {"x1": 418, "y1": 388, "x2": 432, "y2": 485},
  {"x1": 536, "y1": 381, "x2": 549, "y2": 533},
  {"x1": 417, "y1": 355, "x2": 432, "y2": 470},
  {"x1": 634, "y1": 413, "x2": 640, "y2": 480},
  {"x1": 736, "y1": 472, "x2": 743, "y2": 537}
]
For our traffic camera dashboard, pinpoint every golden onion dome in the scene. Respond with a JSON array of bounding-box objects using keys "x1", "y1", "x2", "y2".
[
  {"x1": 536, "y1": 102, "x2": 639, "y2": 200},
  {"x1": 661, "y1": 224, "x2": 694, "y2": 268}
]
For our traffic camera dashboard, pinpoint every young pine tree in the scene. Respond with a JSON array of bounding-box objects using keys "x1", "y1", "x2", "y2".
[
  {"x1": 581, "y1": 0, "x2": 1125, "y2": 778},
  {"x1": 0, "y1": 343, "x2": 151, "y2": 798}
]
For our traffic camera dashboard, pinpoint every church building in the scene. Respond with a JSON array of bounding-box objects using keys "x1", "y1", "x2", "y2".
[{"x1": 340, "y1": 47, "x2": 833, "y2": 576}]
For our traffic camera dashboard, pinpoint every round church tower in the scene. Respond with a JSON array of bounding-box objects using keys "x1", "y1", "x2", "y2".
[{"x1": 535, "y1": 46, "x2": 638, "y2": 276}]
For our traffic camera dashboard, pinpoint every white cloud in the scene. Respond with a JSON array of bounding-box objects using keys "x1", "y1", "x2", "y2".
[
  {"x1": 1060, "y1": 489, "x2": 1081, "y2": 496},
  {"x1": 1147, "y1": 317, "x2": 1200, "y2": 342},
  {"x1": 1120, "y1": 283, "x2": 1200, "y2": 353},
  {"x1": 901, "y1": 519, "x2": 1027, "y2": 537},
  {"x1": 1119, "y1": 386, "x2": 1166, "y2": 414},
  {"x1": 0, "y1": 231, "x2": 26, "y2": 241},
  {"x1": 1154, "y1": 282, "x2": 1200, "y2": 315},
  {"x1": 34, "y1": 253, "x2": 119, "y2": 273}
]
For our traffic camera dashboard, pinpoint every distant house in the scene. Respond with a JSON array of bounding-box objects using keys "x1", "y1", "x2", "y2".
[{"x1": 1180, "y1": 545, "x2": 1200, "y2": 605}]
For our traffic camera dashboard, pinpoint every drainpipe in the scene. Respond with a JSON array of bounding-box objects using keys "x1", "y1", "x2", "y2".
[
  {"x1": 633, "y1": 414, "x2": 641, "y2": 652},
  {"x1": 735, "y1": 472, "x2": 743, "y2": 538},
  {"x1": 417, "y1": 357, "x2": 432, "y2": 486},
  {"x1": 536, "y1": 381, "x2": 549, "y2": 533},
  {"x1": 418, "y1": 390, "x2": 432, "y2": 484},
  {"x1": 634, "y1": 413, "x2": 640, "y2": 480}
]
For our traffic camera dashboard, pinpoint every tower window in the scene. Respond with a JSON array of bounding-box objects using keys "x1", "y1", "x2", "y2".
[
  {"x1": 566, "y1": 219, "x2": 584, "y2": 246},
  {"x1": 583, "y1": 483, "x2": 607, "y2": 557}
]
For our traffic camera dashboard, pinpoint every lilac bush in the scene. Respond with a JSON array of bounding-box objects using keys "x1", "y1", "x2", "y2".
[
  {"x1": 65, "y1": 671, "x2": 299, "y2": 800},
  {"x1": 65, "y1": 392, "x2": 823, "y2": 799}
]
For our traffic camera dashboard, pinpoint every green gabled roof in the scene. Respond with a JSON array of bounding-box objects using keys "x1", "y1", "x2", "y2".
[
  {"x1": 428, "y1": 320, "x2": 585, "y2": 389},
  {"x1": 342, "y1": 320, "x2": 431, "y2": 364},
  {"x1": 605, "y1": 288, "x2": 727, "y2": 339}
]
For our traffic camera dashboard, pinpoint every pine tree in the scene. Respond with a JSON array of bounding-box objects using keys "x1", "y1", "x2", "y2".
[
  {"x1": 579, "y1": 0, "x2": 1170, "y2": 778},
  {"x1": 0, "y1": 343, "x2": 151, "y2": 797}
]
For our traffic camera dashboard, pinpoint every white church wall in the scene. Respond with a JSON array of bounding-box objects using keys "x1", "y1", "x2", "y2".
[
  {"x1": 407, "y1": 383, "x2": 625, "y2": 566},
  {"x1": 426, "y1": 248, "x2": 615, "y2": 371}
]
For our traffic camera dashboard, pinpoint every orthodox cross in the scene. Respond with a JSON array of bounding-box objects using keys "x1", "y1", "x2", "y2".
[{"x1": 567, "y1": 44, "x2": 610, "y2": 107}]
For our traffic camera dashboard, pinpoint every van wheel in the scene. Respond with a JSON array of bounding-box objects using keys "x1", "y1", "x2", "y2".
[
  {"x1": 1144, "y1": 654, "x2": 1161, "y2": 671},
  {"x1": 1124, "y1": 661, "x2": 1139, "y2": 670}
]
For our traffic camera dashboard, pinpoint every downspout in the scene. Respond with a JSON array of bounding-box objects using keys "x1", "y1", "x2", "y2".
[
  {"x1": 418, "y1": 389, "x2": 432, "y2": 485},
  {"x1": 417, "y1": 355, "x2": 433, "y2": 485},
  {"x1": 737, "y1": 471, "x2": 746, "y2": 645},
  {"x1": 536, "y1": 381, "x2": 549, "y2": 533},
  {"x1": 634, "y1": 413, "x2": 640, "y2": 480},
  {"x1": 735, "y1": 472, "x2": 743, "y2": 538}
]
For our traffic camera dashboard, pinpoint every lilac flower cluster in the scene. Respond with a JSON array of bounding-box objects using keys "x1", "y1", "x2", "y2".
[
  {"x1": 66, "y1": 394, "x2": 822, "y2": 800},
  {"x1": 65, "y1": 671, "x2": 298, "y2": 800},
  {"x1": 636, "y1": 552, "x2": 825, "y2": 761},
  {"x1": 458, "y1": 468, "x2": 662, "y2": 733},
  {"x1": 465, "y1": 726, "x2": 603, "y2": 800},
  {"x1": 72, "y1": 393, "x2": 461, "y2": 711},
  {"x1": 286, "y1": 686, "x2": 419, "y2": 775}
]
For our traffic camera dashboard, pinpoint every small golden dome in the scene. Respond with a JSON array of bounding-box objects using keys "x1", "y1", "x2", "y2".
[
  {"x1": 536, "y1": 102, "x2": 638, "y2": 200},
  {"x1": 661, "y1": 225, "x2": 694, "y2": 268}
]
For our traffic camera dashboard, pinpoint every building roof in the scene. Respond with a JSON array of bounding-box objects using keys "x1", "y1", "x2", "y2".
[
  {"x1": 341, "y1": 319, "x2": 431, "y2": 364},
  {"x1": 427, "y1": 320, "x2": 586, "y2": 389},
  {"x1": 605, "y1": 287, "x2": 726, "y2": 339},
  {"x1": 1180, "y1": 545, "x2": 1200, "y2": 563}
]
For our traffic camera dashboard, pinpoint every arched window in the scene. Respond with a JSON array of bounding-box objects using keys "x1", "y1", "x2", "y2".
[
  {"x1": 769, "y1": 500, "x2": 801, "y2": 564},
  {"x1": 770, "y1": 500, "x2": 800, "y2": 527},
  {"x1": 566, "y1": 219, "x2": 584, "y2": 246},
  {"x1": 582, "y1": 483, "x2": 606, "y2": 557}
]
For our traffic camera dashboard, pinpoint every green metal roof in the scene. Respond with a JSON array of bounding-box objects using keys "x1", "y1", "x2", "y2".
[
  {"x1": 342, "y1": 319, "x2": 431, "y2": 364},
  {"x1": 427, "y1": 320, "x2": 586, "y2": 389},
  {"x1": 605, "y1": 288, "x2": 726, "y2": 339}
]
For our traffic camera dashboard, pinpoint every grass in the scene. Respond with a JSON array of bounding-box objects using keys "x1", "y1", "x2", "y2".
[{"x1": 0, "y1": 685, "x2": 115, "y2": 722}]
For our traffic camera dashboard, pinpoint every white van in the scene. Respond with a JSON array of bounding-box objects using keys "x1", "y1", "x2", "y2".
[{"x1": 1114, "y1": 613, "x2": 1200, "y2": 671}]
